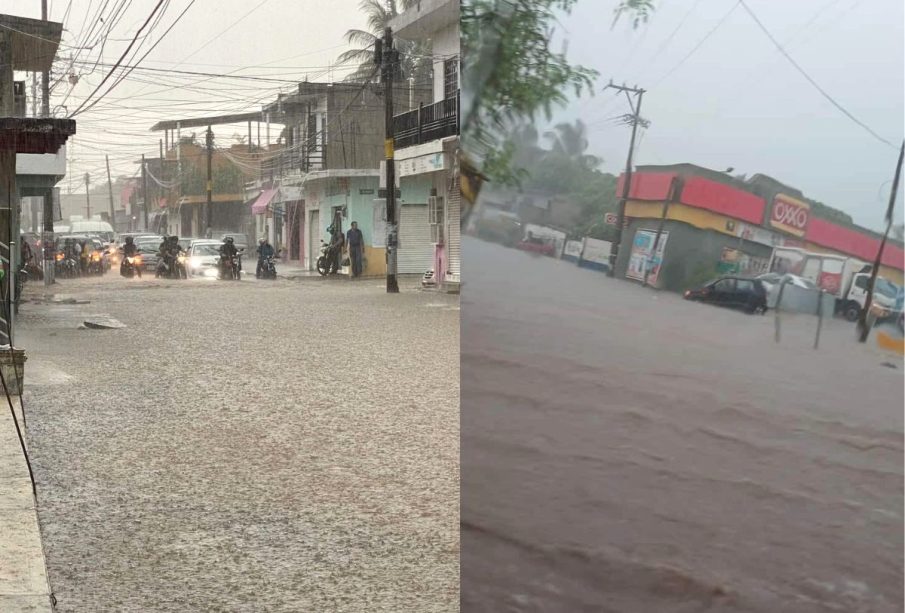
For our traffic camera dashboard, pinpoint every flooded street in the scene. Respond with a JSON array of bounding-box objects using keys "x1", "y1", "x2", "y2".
[
  {"x1": 461, "y1": 237, "x2": 903, "y2": 612},
  {"x1": 19, "y1": 275, "x2": 459, "y2": 612}
]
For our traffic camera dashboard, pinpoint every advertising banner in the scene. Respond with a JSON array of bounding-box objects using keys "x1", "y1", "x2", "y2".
[
  {"x1": 563, "y1": 240, "x2": 583, "y2": 262},
  {"x1": 626, "y1": 230, "x2": 668, "y2": 284}
]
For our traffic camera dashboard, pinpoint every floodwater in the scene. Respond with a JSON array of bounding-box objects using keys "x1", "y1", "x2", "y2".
[{"x1": 461, "y1": 237, "x2": 903, "y2": 613}]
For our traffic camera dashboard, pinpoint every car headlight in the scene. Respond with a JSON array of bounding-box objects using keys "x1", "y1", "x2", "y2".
[{"x1": 190, "y1": 257, "x2": 202, "y2": 268}]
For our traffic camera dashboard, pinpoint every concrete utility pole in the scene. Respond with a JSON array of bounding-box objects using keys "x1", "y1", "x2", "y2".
[
  {"x1": 205, "y1": 126, "x2": 213, "y2": 238},
  {"x1": 84, "y1": 172, "x2": 91, "y2": 217},
  {"x1": 141, "y1": 154, "x2": 148, "y2": 230},
  {"x1": 41, "y1": 0, "x2": 49, "y2": 116},
  {"x1": 605, "y1": 81, "x2": 645, "y2": 277},
  {"x1": 105, "y1": 155, "x2": 115, "y2": 225},
  {"x1": 377, "y1": 27, "x2": 400, "y2": 293}
]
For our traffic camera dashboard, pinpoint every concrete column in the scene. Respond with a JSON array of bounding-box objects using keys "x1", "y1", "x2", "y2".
[
  {"x1": 0, "y1": 32, "x2": 13, "y2": 116},
  {"x1": 0, "y1": 149, "x2": 15, "y2": 345}
]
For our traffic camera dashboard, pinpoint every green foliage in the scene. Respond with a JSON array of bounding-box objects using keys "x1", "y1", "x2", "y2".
[
  {"x1": 498, "y1": 118, "x2": 619, "y2": 238},
  {"x1": 337, "y1": 0, "x2": 432, "y2": 85},
  {"x1": 462, "y1": 0, "x2": 653, "y2": 184}
]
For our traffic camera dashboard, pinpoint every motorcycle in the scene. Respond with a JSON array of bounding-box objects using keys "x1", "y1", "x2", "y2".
[
  {"x1": 87, "y1": 251, "x2": 105, "y2": 276},
  {"x1": 120, "y1": 251, "x2": 143, "y2": 278},
  {"x1": 55, "y1": 252, "x2": 80, "y2": 278},
  {"x1": 218, "y1": 252, "x2": 242, "y2": 280},
  {"x1": 156, "y1": 251, "x2": 186, "y2": 279},
  {"x1": 259, "y1": 255, "x2": 277, "y2": 279},
  {"x1": 316, "y1": 241, "x2": 339, "y2": 276}
]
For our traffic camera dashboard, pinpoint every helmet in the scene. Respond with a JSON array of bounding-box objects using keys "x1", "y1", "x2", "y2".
[
  {"x1": 125, "y1": 236, "x2": 134, "y2": 244},
  {"x1": 225, "y1": 236, "x2": 234, "y2": 244},
  {"x1": 259, "y1": 238, "x2": 265, "y2": 245}
]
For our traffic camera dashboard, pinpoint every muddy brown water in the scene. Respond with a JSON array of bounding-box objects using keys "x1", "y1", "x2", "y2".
[{"x1": 461, "y1": 238, "x2": 903, "y2": 613}]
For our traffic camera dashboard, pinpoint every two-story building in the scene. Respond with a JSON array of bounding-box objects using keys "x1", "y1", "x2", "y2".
[
  {"x1": 253, "y1": 81, "x2": 419, "y2": 273},
  {"x1": 390, "y1": 0, "x2": 461, "y2": 288}
]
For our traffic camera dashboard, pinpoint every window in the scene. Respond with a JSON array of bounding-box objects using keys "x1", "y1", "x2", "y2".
[
  {"x1": 428, "y1": 195, "x2": 444, "y2": 225},
  {"x1": 443, "y1": 59, "x2": 458, "y2": 100},
  {"x1": 854, "y1": 275, "x2": 869, "y2": 290},
  {"x1": 713, "y1": 279, "x2": 735, "y2": 292},
  {"x1": 736, "y1": 280, "x2": 754, "y2": 293}
]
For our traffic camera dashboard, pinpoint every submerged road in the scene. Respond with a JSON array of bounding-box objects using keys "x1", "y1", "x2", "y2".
[
  {"x1": 461, "y1": 237, "x2": 903, "y2": 613},
  {"x1": 19, "y1": 274, "x2": 459, "y2": 612}
]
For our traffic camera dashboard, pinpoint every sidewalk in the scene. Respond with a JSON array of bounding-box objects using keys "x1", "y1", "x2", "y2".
[{"x1": 0, "y1": 397, "x2": 53, "y2": 613}]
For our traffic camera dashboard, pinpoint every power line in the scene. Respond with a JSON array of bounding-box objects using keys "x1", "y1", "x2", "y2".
[
  {"x1": 652, "y1": 1, "x2": 741, "y2": 89},
  {"x1": 737, "y1": 0, "x2": 896, "y2": 149},
  {"x1": 69, "y1": 0, "x2": 169, "y2": 118},
  {"x1": 74, "y1": 0, "x2": 198, "y2": 117},
  {"x1": 645, "y1": 0, "x2": 706, "y2": 68}
]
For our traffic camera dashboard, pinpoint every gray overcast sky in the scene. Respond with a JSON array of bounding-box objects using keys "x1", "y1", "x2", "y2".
[
  {"x1": 547, "y1": 0, "x2": 904, "y2": 230},
  {"x1": 9, "y1": 0, "x2": 368, "y2": 191}
]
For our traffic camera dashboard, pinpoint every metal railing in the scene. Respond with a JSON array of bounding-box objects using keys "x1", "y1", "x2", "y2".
[{"x1": 393, "y1": 93, "x2": 460, "y2": 149}]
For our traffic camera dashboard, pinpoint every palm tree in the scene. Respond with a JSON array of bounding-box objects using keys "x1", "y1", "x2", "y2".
[
  {"x1": 336, "y1": 0, "x2": 432, "y2": 87},
  {"x1": 544, "y1": 119, "x2": 601, "y2": 170}
]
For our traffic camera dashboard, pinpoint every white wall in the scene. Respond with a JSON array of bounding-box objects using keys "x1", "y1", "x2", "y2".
[{"x1": 16, "y1": 145, "x2": 66, "y2": 176}]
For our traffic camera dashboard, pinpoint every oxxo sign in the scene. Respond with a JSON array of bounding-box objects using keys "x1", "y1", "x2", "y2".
[{"x1": 770, "y1": 194, "x2": 810, "y2": 237}]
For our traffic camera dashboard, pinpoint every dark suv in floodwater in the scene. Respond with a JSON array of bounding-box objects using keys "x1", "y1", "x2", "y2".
[{"x1": 684, "y1": 275, "x2": 768, "y2": 315}]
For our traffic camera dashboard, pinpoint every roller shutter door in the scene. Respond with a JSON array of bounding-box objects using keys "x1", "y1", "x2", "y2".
[{"x1": 397, "y1": 204, "x2": 433, "y2": 274}]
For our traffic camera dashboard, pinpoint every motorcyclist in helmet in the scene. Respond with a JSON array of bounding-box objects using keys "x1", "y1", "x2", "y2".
[
  {"x1": 255, "y1": 237, "x2": 275, "y2": 278},
  {"x1": 120, "y1": 236, "x2": 142, "y2": 278},
  {"x1": 122, "y1": 235, "x2": 138, "y2": 257},
  {"x1": 219, "y1": 236, "x2": 239, "y2": 276}
]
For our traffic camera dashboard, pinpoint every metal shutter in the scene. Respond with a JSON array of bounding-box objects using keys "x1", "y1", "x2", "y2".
[
  {"x1": 308, "y1": 209, "x2": 319, "y2": 269},
  {"x1": 397, "y1": 204, "x2": 433, "y2": 274},
  {"x1": 446, "y1": 184, "x2": 461, "y2": 280}
]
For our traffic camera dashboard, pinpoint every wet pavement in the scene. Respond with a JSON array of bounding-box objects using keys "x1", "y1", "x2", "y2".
[
  {"x1": 18, "y1": 272, "x2": 458, "y2": 612},
  {"x1": 461, "y1": 237, "x2": 903, "y2": 613}
]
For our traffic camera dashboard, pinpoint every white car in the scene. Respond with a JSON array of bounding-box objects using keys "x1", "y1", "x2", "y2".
[
  {"x1": 757, "y1": 273, "x2": 817, "y2": 292},
  {"x1": 186, "y1": 240, "x2": 222, "y2": 277}
]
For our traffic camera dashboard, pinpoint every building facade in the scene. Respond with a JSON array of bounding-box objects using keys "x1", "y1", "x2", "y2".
[
  {"x1": 390, "y1": 0, "x2": 461, "y2": 287},
  {"x1": 613, "y1": 164, "x2": 905, "y2": 291}
]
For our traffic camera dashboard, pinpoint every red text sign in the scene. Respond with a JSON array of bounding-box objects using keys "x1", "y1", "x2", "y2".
[{"x1": 770, "y1": 194, "x2": 810, "y2": 237}]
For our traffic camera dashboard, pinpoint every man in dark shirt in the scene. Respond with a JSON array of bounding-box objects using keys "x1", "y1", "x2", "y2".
[{"x1": 345, "y1": 221, "x2": 364, "y2": 278}]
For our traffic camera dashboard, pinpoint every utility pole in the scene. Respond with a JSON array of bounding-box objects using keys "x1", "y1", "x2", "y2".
[
  {"x1": 141, "y1": 154, "x2": 148, "y2": 231},
  {"x1": 857, "y1": 140, "x2": 904, "y2": 342},
  {"x1": 643, "y1": 175, "x2": 680, "y2": 288},
  {"x1": 605, "y1": 81, "x2": 646, "y2": 277},
  {"x1": 41, "y1": 0, "x2": 49, "y2": 116},
  {"x1": 205, "y1": 126, "x2": 213, "y2": 238},
  {"x1": 377, "y1": 27, "x2": 400, "y2": 293},
  {"x1": 105, "y1": 155, "x2": 115, "y2": 226},
  {"x1": 84, "y1": 172, "x2": 91, "y2": 217}
]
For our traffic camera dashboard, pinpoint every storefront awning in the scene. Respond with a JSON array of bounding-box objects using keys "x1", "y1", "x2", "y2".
[{"x1": 251, "y1": 188, "x2": 278, "y2": 215}]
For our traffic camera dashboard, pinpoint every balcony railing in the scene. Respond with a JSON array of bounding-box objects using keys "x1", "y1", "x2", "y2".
[{"x1": 393, "y1": 93, "x2": 459, "y2": 149}]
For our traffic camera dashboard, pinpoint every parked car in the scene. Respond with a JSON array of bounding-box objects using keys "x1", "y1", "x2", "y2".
[
  {"x1": 186, "y1": 240, "x2": 222, "y2": 277},
  {"x1": 684, "y1": 276, "x2": 768, "y2": 314}
]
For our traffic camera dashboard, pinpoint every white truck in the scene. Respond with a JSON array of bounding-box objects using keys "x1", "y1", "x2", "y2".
[{"x1": 768, "y1": 247, "x2": 898, "y2": 321}]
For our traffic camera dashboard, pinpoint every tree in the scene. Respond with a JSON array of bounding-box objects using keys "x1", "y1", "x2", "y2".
[
  {"x1": 461, "y1": 0, "x2": 654, "y2": 186},
  {"x1": 544, "y1": 119, "x2": 601, "y2": 170},
  {"x1": 336, "y1": 0, "x2": 432, "y2": 85}
]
